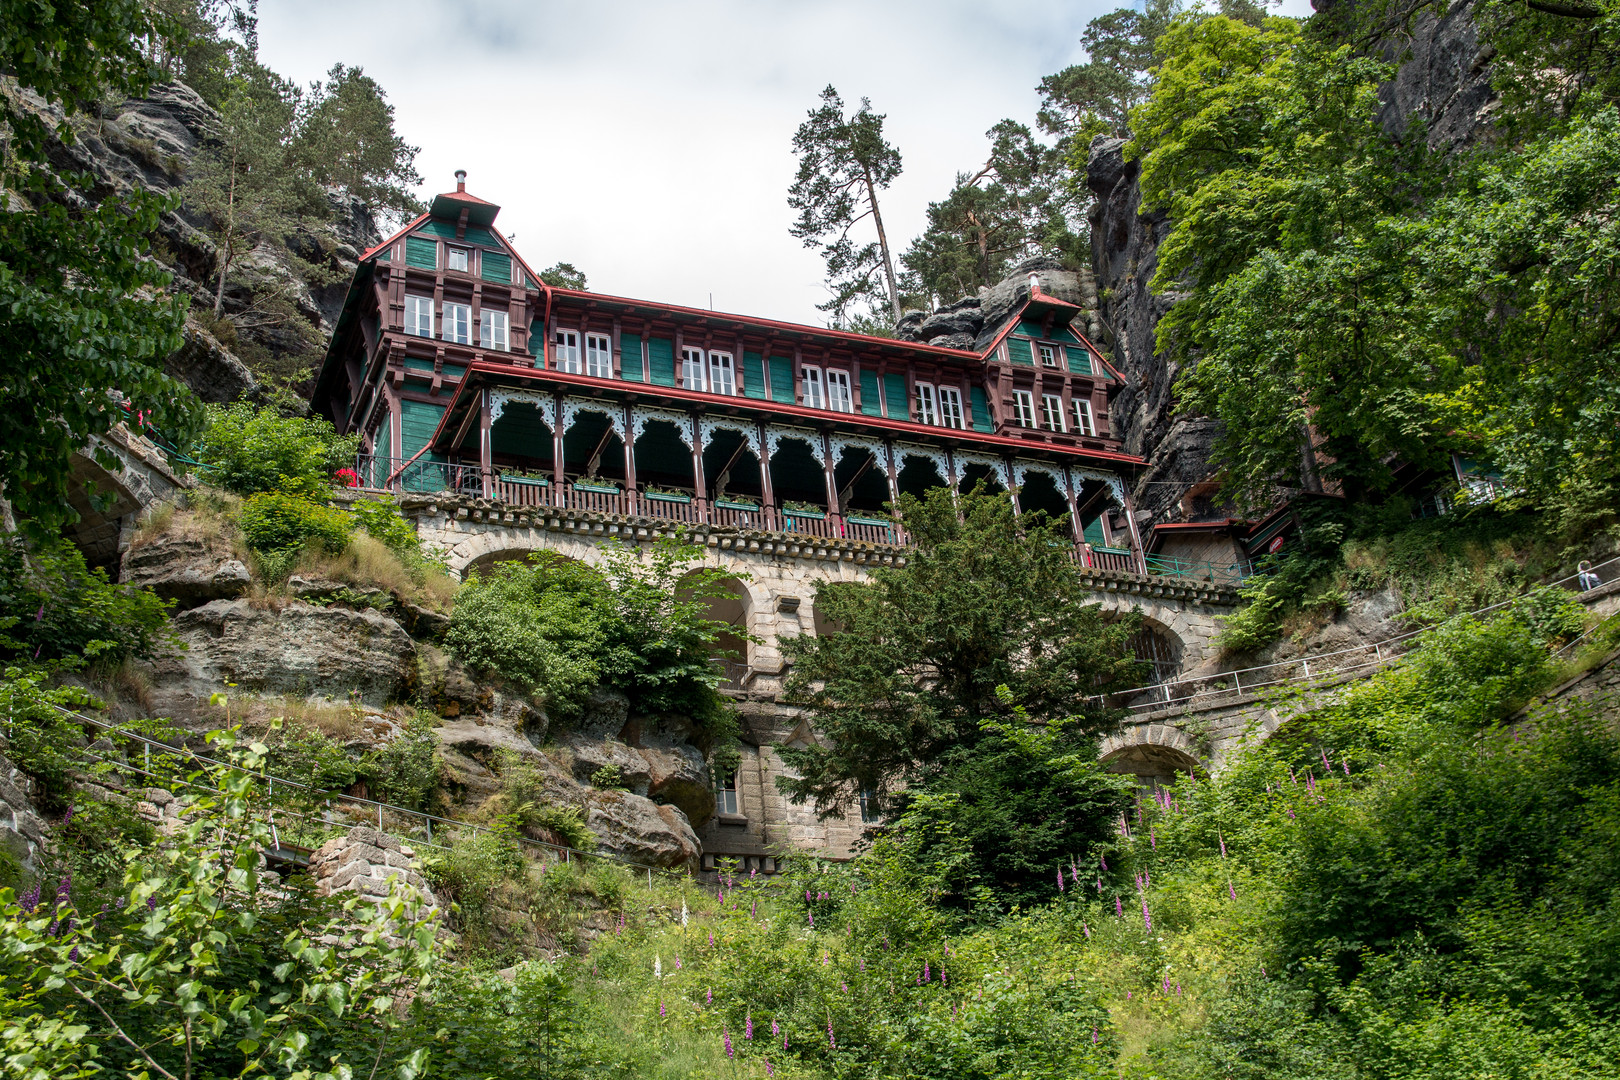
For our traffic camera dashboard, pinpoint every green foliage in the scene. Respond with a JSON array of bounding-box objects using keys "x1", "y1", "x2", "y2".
[
  {"x1": 349, "y1": 494, "x2": 421, "y2": 554},
  {"x1": 238, "y1": 491, "x2": 353, "y2": 557},
  {"x1": 293, "y1": 63, "x2": 424, "y2": 223},
  {"x1": 193, "y1": 401, "x2": 359, "y2": 497},
  {"x1": 0, "y1": 536, "x2": 175, "y2": 668},
  {"x1": 492, "y1": 749, "x2": 597, "y2": 851},
  {"x1": 538, "y1": 262, "x2": 589, "y2": 290},
  {"x1": 445, "y1": 538, "x2": 740, "y2": 745},
  {"x1": 779, "y1": 486, "x2": 1141, "y2": 814},
  {"x1": 0, "y1": 669, "x2": 101, "y2": 811},
  {"x1": 370, "y1": 710, "x2": 442, "y2": 812},
  {"x1": 1133, "y1": 12, "x2": 1620, "y2": 525},
  {"x1": 0, "y1": 730, "x2": 438, "y2": 1080},
  {"x1": 788, "y1": 85, "x2": 906, "y2": 325}
]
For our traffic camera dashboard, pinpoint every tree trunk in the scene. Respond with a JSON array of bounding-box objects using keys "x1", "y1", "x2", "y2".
[
  {"x1": 863, "y1": 167, "x2": 902, "y2": 327},
  {"x1": 213, "y1": 155, "x2": 238, "y2": 316}
]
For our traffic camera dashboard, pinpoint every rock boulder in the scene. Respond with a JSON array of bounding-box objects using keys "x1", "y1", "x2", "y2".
[
  {"x1": 582, "y1": 788, "x2": 700, "y2": 868},
  {"x1": 121, "y1": 533, "x2": 250, "y2": 609}
]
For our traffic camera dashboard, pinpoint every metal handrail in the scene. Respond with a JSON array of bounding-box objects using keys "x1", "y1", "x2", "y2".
[
  {"x1": 1098, "y1": 552, "x2": 1620, "y2": 715},
  {"x1": 41, "y1": 702, "x2": 723, "y2": 893}
]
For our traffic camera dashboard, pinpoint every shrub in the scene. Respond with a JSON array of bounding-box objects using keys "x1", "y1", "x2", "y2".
[
  {"x1": 0, "y1": 668, "x2": 101, "y2": 810},
  {"x1": 191, "y1": 402, "x2": 358, "y2": 497},
  {"x1": 0, "y1": 535, "x2": 174, "y2": 667},
  {"x1": 237, "y1": 491, "x2": 352, "y2": 555},
  {"x1": 369, "y1": 710, "x2": 441, "y2": 811},
  {"x1": 348, "y1": 495, "x2": 419, "y2": 555}
]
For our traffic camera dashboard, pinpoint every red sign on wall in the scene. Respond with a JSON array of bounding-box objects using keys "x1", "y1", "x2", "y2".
[{"x1": 1268, "y1": 535, "x2": 1286, "y2": 554}]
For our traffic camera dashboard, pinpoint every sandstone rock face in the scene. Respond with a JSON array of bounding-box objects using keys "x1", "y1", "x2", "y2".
[
  {"x1": 0, "y1": 750, "x2": 49, "y2": 873},
  {"x1": 582, "y1": 788, "x2": 700, "y2": 868},
  {"x1": 121, "y1": 533, "x2": 250, "y2": 608},
  {"x1": 562, "y1": 735, "x2": 652, "y2": 792},
  {"x1": 637, "y1": 739, "x2": 715, "y2": 828},
  {"x1": 1086, "y1": 136, "x2": 1219, "y2": 528},
  {"x1": 155, "y1": 599, "x2": 417, "y2": 710}
]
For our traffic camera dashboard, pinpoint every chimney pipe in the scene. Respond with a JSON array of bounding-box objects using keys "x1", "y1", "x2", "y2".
[
  {"x1": 455, "y1": 170, "x2": 467, "y2": 193},
  {"x1": 1028, "y1": 271, "x2": 1041, "y2": 293}
]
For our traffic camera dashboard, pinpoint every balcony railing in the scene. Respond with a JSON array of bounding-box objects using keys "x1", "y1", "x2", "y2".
[{"x1": 351, "y1": 455, "x2": 1158, "y2": 571}]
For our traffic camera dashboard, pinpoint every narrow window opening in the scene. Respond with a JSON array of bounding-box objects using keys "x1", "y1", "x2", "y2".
[
  {"x1": 802, "y1": 365, "x2": 824, "y2": 409},
  {"x1": 682, "y1": 346, "x2": 707, "y2": 391},
  {"x1": 939, "y1": 386, "x2": 965, "y2": 429},
  {"x1": 442, "y1": 302, "x2": 471, "y2": 345},
  {"x1": 1041, "y1": 393, "x2": 1066, "y2": 432},
  {"x1": 404, "y1": 295, "x2": 433, "y2": 338},
  {"x1": 826, "y1": 368, "x2": 852, "y2": 412},
  {"x1": 585, "y1": 333, "x2": 613, "y2": 377},
  {"x1": 914, "y1": 382, "x2": 936, "y2": 425},
  {"x1": 555, "y1": 329, "x2": 581, "y2": 373},
  {"x1": 1073, "y1": 398, "x2": 1096, "y2": 437},
  {"x1": 1012, "y1": 390, "x2": 1037, "y2": 428},
  {"x1": 709, "y1": 351, "x2": 736, "y2": 396},
  {"x1": 480, "y1": 309, "x2": 509, "y2": 352}
]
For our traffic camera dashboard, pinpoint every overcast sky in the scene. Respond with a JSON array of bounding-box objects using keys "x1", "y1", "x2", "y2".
[{"x1": 258, "y1": 0, "x2": 1311, "y2": 327}]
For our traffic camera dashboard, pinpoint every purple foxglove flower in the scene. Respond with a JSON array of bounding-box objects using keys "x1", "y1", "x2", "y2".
[
  {"x1": 1116, "y1": 896, "x2": 1123, "y2": 917},
  {"x1": 1127, "y1": 990, "x2": 1132, "y2": 999},
  {"x1": 859, "y1": 958, "x2": 865, "y2": 971},
  {"x1": 828, "y1": 1018, "x2": 836, "y2": 1049},
  {"x1": 1100, "y1": 854, "x2": 1108, "y2": 872},
  {"x1": 1092, "y1": 1026, "x2": 1099, "y2": 1043},
  {"x1": 924, "y1": 960, "x2": 930, "y2": 981},
  {"x1": 1228, "y1": 881, "x2": 1237, "y2": 901},
  {"x1": 1057, "y1": 868, "x2": 1065, "y2": 893},
  {"x1": 1150, "y1": 828, "x2": 1157, "y2": 849},
  {"x1": 659, "y1": 1001, "x2": 666, "y2": 1017},
  {"x1": 752, "y1": 901, "x2": 758, "y2": 919},
  {"x1": 706, "y1": 988, "x2": 713, "y2": 1004},
  {"x1": 1163, "y1": 975, "x2": 1170, "y2": 993},
  {"x1": 1286, "y1": 806, "x2": 1296, "y2": 819},
  {"x1": 724, "y1": 1027, "x2": 733, "y2": 1057},
  {"x1": 765, "y1": 1061, "x2": 773, "y2": 1077},
  {"x1": 708, "y1": 931, "x2": 714, "y2": 947},
  {"x1": 1343, "y1": 760, "x2": 1351, "y2": 776},
  {"x1": 675, "y1": 956, "x2": 682, "y2": 969},
  {"x1": 1176, "y1": 982, "x2": 1182, "y2": 996},
  {"x1": 1096, "y1": 878, "x2": 1103, "y2": 892},
  {"x1": 1219, "y1": 836, "x2": 1227, "y2": 859},
  {"x1": 1322, "y1": 749, "x2": 1332, "y2": 772},
  {"x1": 1142, "y1": 901, "x2": 1152, "y2": 932},
  {"x1": 808, "y1": 912, "x2": 814, "y2": 927},
  {"x1": 806, "y1": 889, "x2": 812, "y2": 902},
  {"x1": 1082, "y1": 921, "x2": 1091, "y2": 939},
  {"x1": 784, "y1": 1033, "x2": 790, "y2": 1051}
]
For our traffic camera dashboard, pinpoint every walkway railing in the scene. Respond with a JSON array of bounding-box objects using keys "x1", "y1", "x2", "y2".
[
  {"x1": 350, "y1": 456, "x2": 1173, "y2": 572},
  {"x1": 1098, "y1": 553, "x2": 1620, "y2": 717},
  {"x1": 36, "y1": 703, "x2": 723, "y2": 896}
]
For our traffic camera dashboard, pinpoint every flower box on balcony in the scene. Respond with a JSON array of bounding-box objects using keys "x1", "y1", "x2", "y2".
[
  {"x1": 783, "y1": 507, "x2": 826, "y2": 520},
  {"x1": 845, "y1": 515, "x2": 892, "y2": 528},
  {"x1": 573, "y1": 481, "x2": 620, "y2": 494},
  {"x1": 714, "y1": 498, "x2": 760, "y2": 511},
  {"x1": 499, "y1": 474, "x2": 549, "y2": 487},
  {"x1": 1094, "y1": 546, "x2": 1133, "y2": 556},
  {"x1": 644, "y1": 490, "x2": 692, "y2": 504}
]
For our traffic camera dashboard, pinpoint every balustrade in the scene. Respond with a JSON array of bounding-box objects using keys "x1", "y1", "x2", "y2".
[{"x1": 354, "y1": 455, "x2": 1138, "y2": 569}]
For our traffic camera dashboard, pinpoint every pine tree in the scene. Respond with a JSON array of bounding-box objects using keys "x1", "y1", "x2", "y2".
[
  {"x1": 787, "y1": 86, "x2": 905, "y2": 327},
  {"x1": 293, "y1": 63, "x2": 423, "y2": 224}
]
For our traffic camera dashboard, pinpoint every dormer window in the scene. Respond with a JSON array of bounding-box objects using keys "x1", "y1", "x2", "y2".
[
  {"x1": 1039, "y1": 344, "x2": 1059, "y2": 368},
  {"x1": 447, "y1": 247, "x2": 469, "y2": 273}
]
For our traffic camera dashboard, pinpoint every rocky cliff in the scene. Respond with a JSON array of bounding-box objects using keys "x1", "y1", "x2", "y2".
[
  {"x1": 31, "y1": 79, "x2": 383, "y2": 403},
  {"x1": 1080, "y1": 2, "x2": 1500, "y2": 528}
]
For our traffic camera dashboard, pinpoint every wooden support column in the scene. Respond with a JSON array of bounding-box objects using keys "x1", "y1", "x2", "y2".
[
  {"x1": 622, "y1": 404, "x2": 637, "y2": 495},
  {"x1": 759, "y1": 422, "x2": 776, "y2": 512},
  {"x1": 552, "y1": 391, "x2": 566, "y2": 503},
  {"x1": 1007, "y1": 457, "x2": 1022, "y2": 516},
  {"x1": 884, "y1": 440, "x2": 900, "y2": 507},
  {"x1": 1063, "y1": 467, "x2": 1084, "y2": 545},
  {"x1": 479, "y1": 388, "x2": 493, "y2": 499},
  {"x1": 1122, "y1": 482, "x2": 1148, "y2": 575},
  {"x1": 822, "y1": 432, "x2": 839, "y2": 523},
  {"x1": 691, "y1": 411, "x2": 707, "y2": 503}
]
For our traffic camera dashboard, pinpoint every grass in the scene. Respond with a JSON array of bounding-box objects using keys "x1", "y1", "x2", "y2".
[{"x1": 293, "y1": 533, "x2": 458, "y2": 610}]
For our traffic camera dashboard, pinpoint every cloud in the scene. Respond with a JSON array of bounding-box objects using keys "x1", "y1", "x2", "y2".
[{"x1": 258, "y1": 0, "x2": 1312, "y2": 325}]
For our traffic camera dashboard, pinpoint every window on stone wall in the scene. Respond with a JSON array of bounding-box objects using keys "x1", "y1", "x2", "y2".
[
  {"x1": 715, "y1": 770, "x2": 740, "y2": 816},
  {"x1": 858, "y1": 788, "x2": 880, "y2": 823}
]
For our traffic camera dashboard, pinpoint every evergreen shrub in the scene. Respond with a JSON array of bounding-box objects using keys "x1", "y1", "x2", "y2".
[{"x1": 237, "y1": 491, "x2": 352, "y2": 555}]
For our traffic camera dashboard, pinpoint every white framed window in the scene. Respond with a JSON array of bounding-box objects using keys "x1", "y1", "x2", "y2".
[
  {"x1": 858, "y1": 788, "x2": 879, "y2": 824},
  {"x1": 1012, "y1": 390, "x2": 1037, "y2": 428},
  {"x1": 446, "y1": 247, "x2": 469, "y2": 273},
  {"x1": 682, "y1": 346, "x2": 706, "y2": 391},
  {"x1": 708, "y1": 351, "x2": 736, "y2": 396},
  {"x1": 404, "y1": 295, "x2": 433, "y2": 338},
  {"x1": 939, "y1": 386, "x2": 965, "y2": 429},
  {"x1": 802, "y1": 365, "x2": 824, "y2": 409},
  {"x1": 585, "y1": 333, "x2": 613, "y2": 378},
  {"x1": 554, "y1": 329, "x2": 581, "y2": 373},
  {"x1": 1039, "y1": 343, "x2": 1058, "y2": 368},
  {"x1": 442, "y1": 302, "x2": 471, "y2": 345},
  {"x1": 913, "y1": 382, "x2": 936, "y2": 425},
  {"x1": 480, "y1": 309, "x2": 509, "y2": 352},
  {"x1": 826, "y1": 368, "x2": 852, "y2": 412},
  {"x1": 1073, "y1": 398, "x2": 1096, "y2": 436},
  {"x1": 715, "y1": 770, "x2": 739, "y2": 816},
  {"x1": 1041, "y1": 394, "x2": 1066, "y2": 432}
]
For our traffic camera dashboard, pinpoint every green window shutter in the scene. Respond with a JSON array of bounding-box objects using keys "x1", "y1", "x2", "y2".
[
  {"x1": 1068, "y1": 348, "x2": 1093, "y2": 375},
  {"x1": 620, "y1": 334, "x2": 645, "y2": 382},
  {"x1": 405, "y1": 236, "x2": 437, "y2": 269},
  {"x1": 400, "y1": 400, "x2": 446, "y2": 458},
  {"x1": 416, "y1": 220, "x2": 457, "y2": 240},
  {"x1": 1082, "y1": 515, "x2": 1106, "y2": 547},
  {"x1": 529, "y1": 319, "x2": 544, "y2": 358},
  {"x1": 464, "y1": 226, "x2": 498, "y2": 247},
  {"x1": 372, "y1": 413, "x2": 392, "y2": 479},
  {"x1": 404, "y1": 357, "x2": 435, "y2": 374},
  {"x1": 440, "y1": 363, "x2": 467, "y2": 379},
  {"x1": 1007, "y1": 337, "x2": 1034, "y2": 366},
  {"x1": 1052, "y1": 326, "x2": 1080, "y2": 344},
  {"x1": 768, "y1": 356, "x2": 794, "y2": 403},
  {"x1": 481, "y1": 250, "x2": 512, "y2": 283},
  {"x1": 883, "y1": 373, "x2": 908, "y2": 420},
  {"x1": 742, "y1": 352, "x2": 767, "y2": 399},
  {"x1": 649, "y1": 337, "x2": 676, "y2": 387},
  {"x1": 859, "y1": 368, "x2": 883, "y2": 416},
  {"x1": 1019, "y1": 320, "x2": 1046, "y2": 339},
  {"x1": 969, "y1": 386, "x2": 994, "y2": 432}
]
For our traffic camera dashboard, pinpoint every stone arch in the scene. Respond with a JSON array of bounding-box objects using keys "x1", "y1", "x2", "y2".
[
  {"x1": 463, "y1": 544, "x2": 591, "y2": 582},
  {"x1": 1098, "y1": 723, "x2": 1204, "y2": 788},
  {"x1": 679, "y1": 570, "x2": 751, "y2": 673},
  {"x1": 1091, "y1": 598, "x2": 1217, "y2": 680},
  {"x1": 1123, "y1": 618, "x2": 1184, "y2": 685}
]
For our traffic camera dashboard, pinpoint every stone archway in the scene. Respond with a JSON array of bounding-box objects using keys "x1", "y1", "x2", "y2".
[{"x1": 1098, "y1": 723, "x2": 1204, "y2": 788}]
